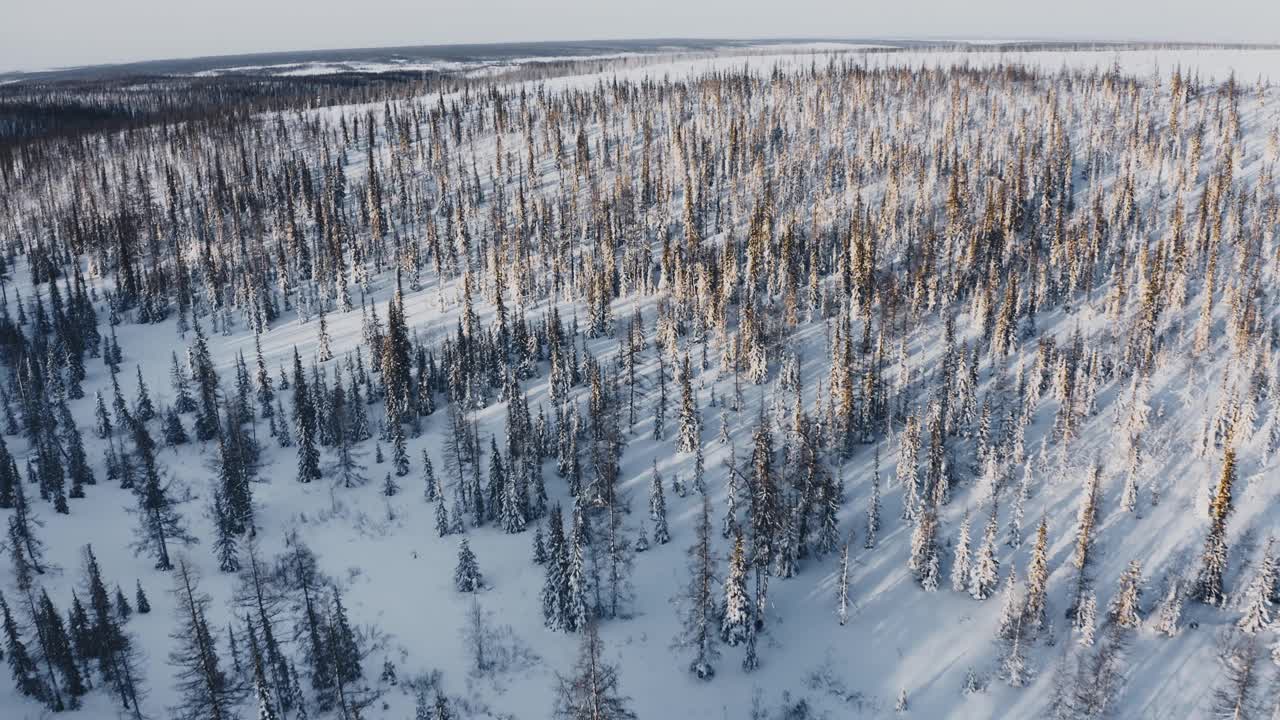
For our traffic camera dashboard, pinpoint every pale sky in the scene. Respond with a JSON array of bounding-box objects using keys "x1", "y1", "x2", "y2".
[{"x1": 2, "y1": 0, "x2": 1277, "y2": 73}]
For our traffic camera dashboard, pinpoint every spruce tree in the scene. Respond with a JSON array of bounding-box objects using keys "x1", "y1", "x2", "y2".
[
  {"x1": 1236, "y1": 538, "x2": 1275, "y2": 634},
  {"x1": 135, "y1": 581, "x2": 150, "y2": 615},
  {"x1": 292, "y1": 349, "x2": 322, "y2": 483},
  {"x1": 1196, "y1": 447, "x2": 1237, "y2": 606},
  {"x1": 678, "y1": 491, "x2": 719, "y2": 680},
  {"x1": 134, "y1": 365, "x2": 156, "y2": 422},
  {"x1": 2, "y1": 590, "x2": 45, "y2": 701},
  {"x1": 542, "y1": 507, "x2": 568, "y2": 630},
  {"x1": 1023, "y1": 518, "x2": 1050, "y2": 632},
  {"x1": 969, "y1": 503, "x2": 1001, "y2": 601},
  {"x1": 36, "y1": 589, "x2": 87, "y2": 707},
  {"x1": 677, "y1": 354, "x2": 701, "y2": 454},
  {"x1": 190, "y1": 318, "x2": 222, "y2": 442},
  {"x1": 650, "y1": 464, "x2": 670, "y2": 545},
  {"x1": 951, "y1": 510, "x2": 972, "y2": 593},
  {"x1": 454, "y1": 539, "x2": 482, "y2": 593},
  {"x1": 721, "y1": 530, "x2": 750, "y2": 645},
  {"x1": 130, "y1": 418, "x2": 193, "y2": 571}
]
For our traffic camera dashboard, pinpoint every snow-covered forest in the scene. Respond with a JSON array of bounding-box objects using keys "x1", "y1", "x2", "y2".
[{"x1": 0, "y1": 41, "x2": 1279, "y2": 719}]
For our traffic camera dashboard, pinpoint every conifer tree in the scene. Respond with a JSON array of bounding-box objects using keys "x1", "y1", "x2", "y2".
[
  {"x1": 677, "y1": 354, "x2": 701, "y2": 454},
  {"x1": 251, "y1": 629, "x2": 281, "y2": 720},
  {"x1": 190, "y1": 319, "x2": 222, "y2": 442},
  {"x1": 130, "y1": 418, "x2": 194, "y2": 571},
  {"x1": 969, "y1": 503, "x2": 1001, "y2": 601},
  {"x1": 2, "y1": 590, "x2": 45, "y2": 702},
  {"x1": 135, "y1": 581, "x2": 150, "y2": 615},
  {"x1": 652, "y1": 355, "x2": 666, "y2": 441},
  {"x1": 865, "y1": 459, "x2": 881, "y2": 549},
  {"x1": 650, "y1": 464, "x2": 670, "y2": 545},
  {"x1": 553, "y1": 620, "x2": 636, "y2": 720},
  {"x1": 169, "y1": 558, "x2": 239, "y2": 720},
  {"x1": 1212, "y1": 634, "x2": 1262, "y2": 720},
  {"x1": 1196, "y1": 447, "x2": 1237, "y2": 606},
  {"x1": 171, "y1": 352, "x2": 197, "y2": 414},
  {"x1": 1075, "y1": 592, "x2": 1098, "y2": 647},
  {"x1": 1108, "y1": 560, "x2": 1144, "y2": 630},
  {"x1": 1070, "y1": 463, "x2": 1102, "y2": 615},
  {"x1": 563, "y1": 518, "x2": 590, "y2": 633},
  {"x1": 909, "y1": 504, "x2": 940, "y2": 592},
  {"x1": 1236, "y1": 538, "x2": 1275, "y2": 634},
  {"x1": 454, "y1": 539, "x2": 481, "y2": 593},
  {"x1": 1154, "y1": 578, "x2": 1185, "y2": 637},
  {"x1": 678, "y1": 492, "x2": 719, "y2": 680},
  {"x1": 213, "y1": 491, "x2": 241, "y2": 573},
  {"x1": 134, "y1": 365, "x2": 156, "y2": 422},
  {"x1": 951, "y1": 511, "x2": 972, "y2": 593},
  {"x1": 721, "y1": 530, "x2": 750, "y2": 645},
  {"x1": 422, "y1": 451, "x2": 437, "y2": 501},
  {"x1": 542, "y1": 507, "x2": 568, "y2": 631},
  {"x1": 1023, "y1": 518, "x2": 1050, "y2": 633},
  {"x1": 837, "y1": 540, "x2": 851, "y2": 626},
  {"x1": 292, "y1": 349, "x2": 322, "y2": 483},
  {"x1": 34, "y1": 589, "x2": 87, "y2": 709}
]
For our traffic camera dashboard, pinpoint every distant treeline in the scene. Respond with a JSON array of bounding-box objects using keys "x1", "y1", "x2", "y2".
[{"x1": 0, "y1": 72, "x2": 443, "y2": 148}]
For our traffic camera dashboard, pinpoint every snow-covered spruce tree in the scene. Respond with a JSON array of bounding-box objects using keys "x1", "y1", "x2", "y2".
[
  {"x1": 1023, "y1": 518, "x2": 1050, "y2": 634},
  {"x1": 677, "y1": 354, "x2": 701, "y2": 454},
  {"x1": 969, "y1": 503, "x2": 1001, "y2": 601},
  {"x1": 421, "y1": 450, "x2": 437, "y2": 501},
  {"x1": 292, "y1": 348, "x2": 322, "y2": 484},
  {"x1": 454, "y1": 538, "x2": 482, "y2": 593},
  {"x1": 1108, "y1": 560, "x2": 1144, "y2": 630},
  {"x1": 1236, "y1": 538, "x2": 1275, "y2": 634},
  {"x1": 1075, "y1": 592, "x2": 1098, "y2": 648},
  {"x1": 212, "y1": 490, "x2": 241, "y2": 573},
  {"x1": 909, "y1": 502, "x2": 941, "y2": 592},
  {"x1": 135, "y1": 580, "x2": 150, "y2": 615},
  {"x1": 749, "y1": 412, "x2": 780, "y2": 614},
  {"x1": 1195, "y1": 446, "x2": 1237, "y2": 606},
  {"x1": 651, "y1": 464, "x2": 671, "y2": 545},
  {"x1": 171, "y1": 351, "x2": 197, "y2": 414},
  {"x1": 677, "y1": 491, "x2": 719, "y2": 680},
  {"x1": 998, "y1": 580, "x2": 1029, "y2": 688},
  {"x1": 563, "y1": 511, "x2": 590, "y2": 633},
  {"x1": 722, "y1": 530, "x2": 751, "y2": 645},
  {"x1": 501, "y1": 458, "x2": 527, "y2": 534},
  {"x1": 951, "y1": 510, "x2": 972, "y2": 594},
  {"x1": 1153, "y1": 577, "x2": 1185, "y2": 637},
  {"x1": 542, "y1": 506, "x2": 568, "y2": 630},
  {"x1": 1069, "y1": 462, "x2": 1102, "y2": 616},
  {"x1": 898, "y1": 415, "x2": 922, "y2": 520}
]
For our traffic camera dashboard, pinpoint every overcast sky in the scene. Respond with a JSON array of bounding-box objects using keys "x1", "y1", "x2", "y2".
[{"x1": 3, "y1": 0, "x2": 1277, "y2": 73}]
